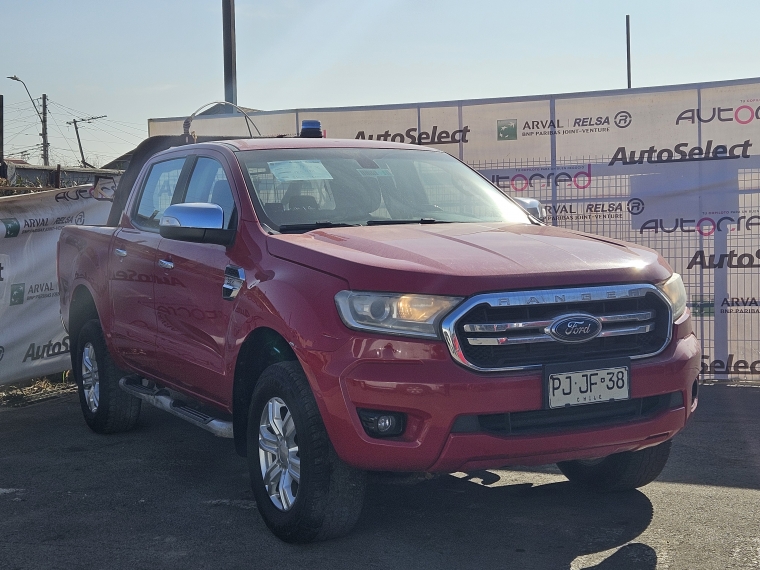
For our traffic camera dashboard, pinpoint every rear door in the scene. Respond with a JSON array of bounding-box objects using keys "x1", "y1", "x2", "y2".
[
  {"x1": 109, "y1": 156, "x2": 187, "y2": 377},
  {"x1": 153, "y1": 153, "x2": 240, "y2": 404}
]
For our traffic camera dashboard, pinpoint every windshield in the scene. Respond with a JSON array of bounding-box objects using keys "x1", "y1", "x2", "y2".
[{"x1": 235, "y1": 147, "x2": 530, "y2": 232}]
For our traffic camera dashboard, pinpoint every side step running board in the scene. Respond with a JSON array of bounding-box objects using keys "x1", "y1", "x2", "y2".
[{"x1": 119, "y1": 376, "x2": 234, "y2": 438}]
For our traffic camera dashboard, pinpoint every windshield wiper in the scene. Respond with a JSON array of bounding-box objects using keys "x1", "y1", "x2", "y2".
[
  {"x1": 277, "y1": 221, "x2": 359, "y2": 233},
  {"x1": 366, "y1": 218, "x2": 452, "y2": 226}
]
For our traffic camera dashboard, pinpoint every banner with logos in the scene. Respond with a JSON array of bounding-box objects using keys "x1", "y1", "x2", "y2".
[
  {"x1": 149, "y1": 78, "x2": 760, "y2": 382},
  {"x1": 0, "y1": 179, "x2": 117, "y2": 386}
]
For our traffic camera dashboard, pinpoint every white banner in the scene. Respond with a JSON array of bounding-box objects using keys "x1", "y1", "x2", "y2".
[
  {"x1": 0, "y1": 179, "x2": 117, "y2": 386},
  {"x1": 150, "y1": 78, "x2": 760, "y2": 382}
]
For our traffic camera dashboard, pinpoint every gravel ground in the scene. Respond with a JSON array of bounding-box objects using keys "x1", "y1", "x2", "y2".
[{"x1": 0, "y1": 384, "x2": 758, "y2": 570}]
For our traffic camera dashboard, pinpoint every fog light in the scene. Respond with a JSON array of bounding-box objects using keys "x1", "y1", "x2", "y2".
[
  {"x1": 377, "y1": 415, "x2": 395, "y2": 433},
  {"x1": 357, "y1": 409, "x2": 406, "y2": 438}
]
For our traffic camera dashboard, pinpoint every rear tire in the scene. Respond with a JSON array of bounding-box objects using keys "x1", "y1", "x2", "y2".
[
  {"x1": 247, "y1": 361, "x2": 366, "y2": 543},
  {"x1": 73, "y1": 320, "x2": 141, "y2": 434},
  {"x1": 557, "y1": 440, "x2": 672, "y2": 491}
]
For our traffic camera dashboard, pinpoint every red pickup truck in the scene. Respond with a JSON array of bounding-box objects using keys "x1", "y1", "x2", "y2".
[{"x1": 58, "y1": 132, "x2": 700, "y2": 543}]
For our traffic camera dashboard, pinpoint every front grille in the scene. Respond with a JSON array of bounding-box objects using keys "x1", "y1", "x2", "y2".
[
  {"x1": 451, "y1": 392, "x2": 680, "y2": 436},
  {"x1": 441, "y1": 285, "x2": 672, "y2": 371}
]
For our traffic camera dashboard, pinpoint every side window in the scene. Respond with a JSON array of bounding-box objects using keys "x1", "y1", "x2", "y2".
[
  {"x1": 134, "y1": 158, "x2": 186, "y2": 230},
  {"x1": 184, "y1": 157, "x2": 236, "y2": 229}
]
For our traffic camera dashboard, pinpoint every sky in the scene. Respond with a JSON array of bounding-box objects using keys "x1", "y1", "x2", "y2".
[{"x1": 2, "y1": 0, "x2": 760, "y2": 167}]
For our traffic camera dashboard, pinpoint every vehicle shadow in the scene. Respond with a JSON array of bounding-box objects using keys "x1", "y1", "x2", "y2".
[
  {"x1": 351, "y1": 472, "x2": 656, "y2": 570},
  {"x1": 506, "y1": 385, "x2": 760, "y2": 491},
  {"x1": 656, "y1": 384, "x2": 760, "y2": 490}
]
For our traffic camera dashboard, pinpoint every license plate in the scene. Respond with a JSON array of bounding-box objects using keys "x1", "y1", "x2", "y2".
[{"x1": 545, "y1": 363, "x2": 630, "y2": 409}]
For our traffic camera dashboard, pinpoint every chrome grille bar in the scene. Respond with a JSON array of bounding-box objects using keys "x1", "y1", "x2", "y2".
[
  {"x1": 599, "y1": 323, "x2": 655, "y2": 337},
  {"x1": 463, "y1": 320, "x2": 553, "y2": 333},
  {"x1": 466, "y1": 322, "x2": 655, "y2": 346},
  {"x1": 462, "y1": 311, "x2": 655, "y2": 333},
  {"x1": 468, "y1": 334, "x2": 555, "y2": 346}
]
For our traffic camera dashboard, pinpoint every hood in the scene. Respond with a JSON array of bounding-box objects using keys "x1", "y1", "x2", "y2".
[{"x1": 266, "y1": 222, "x2": 672, "y2": 296}]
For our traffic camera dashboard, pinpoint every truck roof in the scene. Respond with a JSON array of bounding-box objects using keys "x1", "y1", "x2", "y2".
[{"x1": 194, "y1": 137, "x2": 440, "y2": 153}]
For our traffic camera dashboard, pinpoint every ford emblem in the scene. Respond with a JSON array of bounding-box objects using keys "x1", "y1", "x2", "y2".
[{"x1": 547, "y1": 314, "x2": 602, "y2": 343}]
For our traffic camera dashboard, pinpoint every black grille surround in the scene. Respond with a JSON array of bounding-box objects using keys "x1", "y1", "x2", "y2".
[{"x1": 440, "y1": 284, "x2": 673, "y2": 372}]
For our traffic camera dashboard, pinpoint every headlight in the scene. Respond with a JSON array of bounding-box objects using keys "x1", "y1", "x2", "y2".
[
  {"x1": 335, "y1": 291, "x2": 463, "y2": 338},
  {"x1": 657, "y1": 273, "x2": 687, "y2": 320}
]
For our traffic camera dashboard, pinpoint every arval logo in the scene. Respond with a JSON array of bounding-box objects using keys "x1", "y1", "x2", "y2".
[
  {"x1": 547, "y1": 314, "x2": 602, "y2": 343},
  {"x1": 2, "y1": 218, "x2": 20, "y2": 238}
]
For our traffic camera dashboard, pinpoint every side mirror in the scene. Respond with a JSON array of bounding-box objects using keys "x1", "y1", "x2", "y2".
[
  {"x1": 159, "y1": 203, "x2": 234, "y2": 246},
  {"x1": 512, "y1": 196, "x2": 545, "y2": 223}
]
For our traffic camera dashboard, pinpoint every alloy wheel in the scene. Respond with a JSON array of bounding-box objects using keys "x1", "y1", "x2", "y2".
[
  {"x1": 258, "y1": 397, "x2": 301, "y2": 511},
  {"x1": 81, "y1": 342, "x2": 100, "y2": 413}
]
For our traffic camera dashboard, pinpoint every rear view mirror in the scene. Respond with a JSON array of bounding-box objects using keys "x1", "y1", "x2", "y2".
[
  {"x1": 512, "y1": 197, "x2": 545, "y2": 223},
  {"x1": 159, "y1": 203, "x2": 234, "y2": 246}
]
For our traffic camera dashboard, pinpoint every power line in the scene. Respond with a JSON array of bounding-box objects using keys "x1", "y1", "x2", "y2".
[
  {"x1": 49, "y1": 100, "x2": 146, "y2": 136},
  {"x1": 6, "y1": 112, "x2": 41, "y2": 124},
  {"x1": 47, "y1": 107, "x2": 81, "y2": 165},
  {"x1": 4, "y1": 130, "x2": 37, "y2": 145},
  {"x1": 64, "y1": 128, "x2": 125, "y2": 156},
  {"x1": 87, "y1": 120, "x2": 144, "y2": 146},
  {"x1": 97, "y1": 120, "x2": 147, "y2": 140},
  {"x1": 103, "y1": 118, "x2": 148, "y2": 131},
  {"x1": 6, "y1": 143, "x2": 43, "y2": 156}
]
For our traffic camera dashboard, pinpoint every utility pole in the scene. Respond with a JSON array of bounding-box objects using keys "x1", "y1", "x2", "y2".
[
  {"x1": 626, "y1": 15, "x2": 632, "y2": 89},
  {"x1": 66, "y1": 115, "x2": 106, "y2": 168},
  {"x1": 222, "y1": 0, "x2": 237, "y2": 105},
  {"x1": 0, "y1": 94, "x2": 5, "y2": 179},
  {"x1": 41, "y1": 94, "x2": 49, "y2": 165},
  {"x1": 7, "y1": 76, "x2": 49, "y2": 166}
]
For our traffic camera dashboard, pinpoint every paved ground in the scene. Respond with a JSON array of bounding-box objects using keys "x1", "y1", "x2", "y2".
[{"x1": 1, "y1": 384, "x2": 759, "y2": 570}]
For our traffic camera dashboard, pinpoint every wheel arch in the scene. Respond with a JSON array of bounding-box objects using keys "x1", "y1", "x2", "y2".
[
  {"x1": 69, "y1": 284, "x2": 100, "y2": 353},
  {"x1": 232, "y1": 326, "x2": 298, "y2": 456}
]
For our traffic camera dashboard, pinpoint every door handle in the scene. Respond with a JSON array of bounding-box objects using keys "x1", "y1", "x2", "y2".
[
  {"x1": 223, "y1": 265, "x2": 245, "y2": 300},
  {"x1": 115, "y1": 249, "x2": 127, "y2": 257},
  {"x1": 158, "y1": 259, "x2": 174, "y2": 270}
]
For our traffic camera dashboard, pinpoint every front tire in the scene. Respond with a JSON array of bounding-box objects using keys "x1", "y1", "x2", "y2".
[
  {"x1": 247, "y1": 361, "x2": 366, "y2": 543},
  {"x1": 73, "y1": 320, "x2": 141, "y2": 434},
  {"x1": 557, "y1": 440, "x2": 672, "y2": 491}
]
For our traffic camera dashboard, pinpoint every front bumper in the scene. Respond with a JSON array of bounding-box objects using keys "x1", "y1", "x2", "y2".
[{"x1": 300, "y1": 313, "x2": 700, "y2": 473}]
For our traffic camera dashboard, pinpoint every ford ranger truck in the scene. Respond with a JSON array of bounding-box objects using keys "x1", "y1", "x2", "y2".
[{"x1": 58, "y1": 135, "x2": 700, "y2": 543}]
